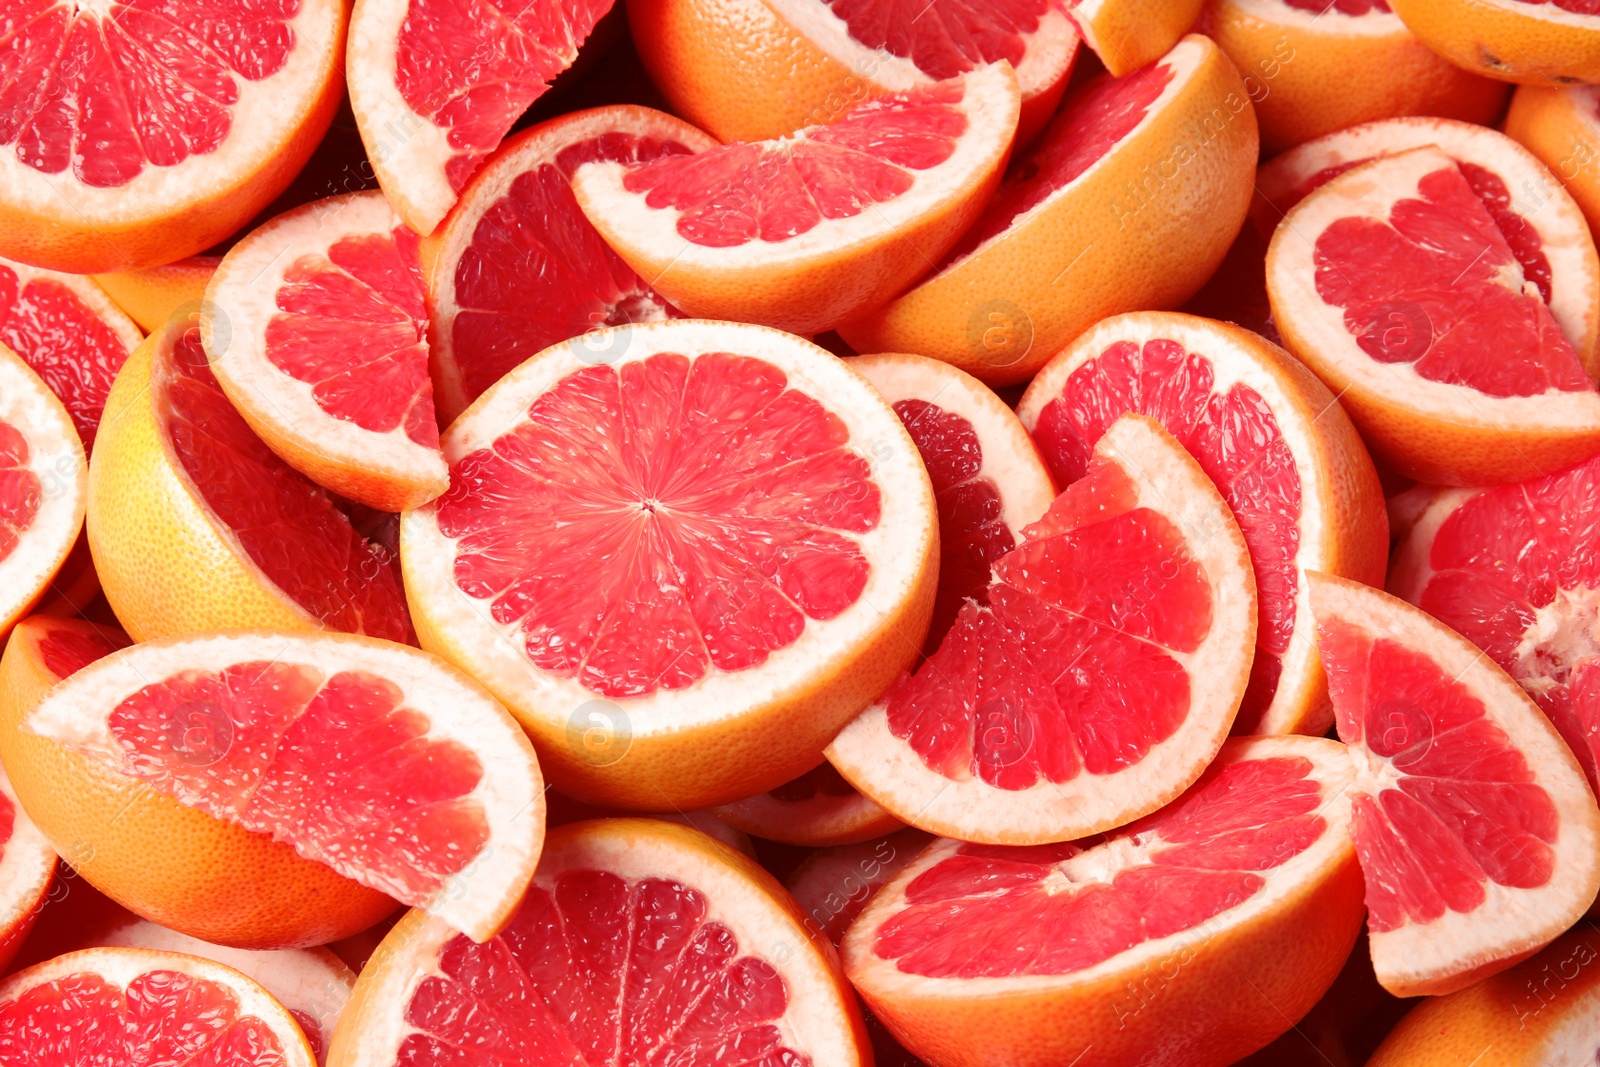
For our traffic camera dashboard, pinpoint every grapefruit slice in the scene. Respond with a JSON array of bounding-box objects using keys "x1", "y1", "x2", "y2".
[
  {"x1": 326, "y1": 818, "x2": 871, "y2": 1067},
  {"x1": 1388, "y1": 0, "x2": 1600, "y2": 85},
  {"x1": 423, "y1": 105, "x2": 717, "y2": 423},
  {"x1": 0, "y1": 0, "x2": 346, "y2": 274},
  {"x1": 709, "y1": 763, "x2": 905, "y2": 848},
  {"x1": 88, "y1": 317, "x2": 415, "y2": 644},
  {"x1": 345, "y1": 0, "x2": 615, "y2": 235},
  {"x1": 24, "y1": 630, "x2": 544, "y2": 943},
  {"x1": 0, "y1": 763, "x2": 54, "y2": 974},
  {"x1": 1506, "y1": 83, "x2": 1600, "y2": 250},
  {"x1": 843, "y1": 735, "x2": 1364, "y2": 1067},
  {"x1": 402, "y1": 319, "x2": 938, "y2": 811},
  {"x1": 204, "y1": 192, "x2": 445, "y2": 513},
  {"x1": 1016, "y1": 312, "x2": 1389, "y2": 736},
  {"x1": 1309, "y1": 572, "x2": 1600, "y2": 997},
  {"x1": 569, "y1": 65, "x2": 1021, "y2": 336},
  {"x1": 93, "y1": 257, "x2": 221, "y2": 334},
  {"x1": 787, "y1": 827, "x2": 931, "y2": 941},
  {"x1": 1065, "y1": 0, "x2": 1202, "y2": 74},
  {"x1": 1266, "y1": 145, "x2": 1600, "y2": 485},
  {"x1": 838, "y1": 34, "x2": 1258, "y2": 385},
  {"x1": 828, "y1": 413, "x2": 1259, "y2": 844}
]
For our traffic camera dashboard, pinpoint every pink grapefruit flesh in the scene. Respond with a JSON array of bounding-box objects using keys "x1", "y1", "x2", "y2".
[
  {"x1": 821, "y1": 0, "x2": 1058, "y2": 79},
  {"x1": 0, "y1": 420, "x2": 39, "y2": 568}
]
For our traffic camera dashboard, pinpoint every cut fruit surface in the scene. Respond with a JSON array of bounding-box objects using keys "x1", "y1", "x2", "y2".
[
  {"x1": 24, "y1": 630, "x2": 544, "y2": 943},
  {"x1": 843, "y1": 735, "x2": 1363, "y2": 1067},
  {"x1": 0, "y1": 762, "x2": 55, "y2": 974},
  {"x1": 571, "y1": 65, "x2": 1020, "y2": 336},
  {"x1": 205, "y1": 192, "x2": 446, "y2": 513},
  {"x1": 709, "y1": 763, "x2": 905, "y2": 848},
  {"x1": 1387, "y1": 0, "x2": 1600, "y2": 84},
  {"x1": 828, "y1": 413, "x2": 1258, "y2": 844},
  {"x1": 1065, "y1": 0, "x2": 1203, "y2": 74},
  {"x1": 326, "y1": 818, "x2": 870, "y2": 1067},
  {"x1": 88, "y1": 317, "x2": 415, "y2": 644},
  {"x1": 1016, "y1": 313, "x2": 1388, "y2": 736},
  {"x1": 423, "y1": 106, "x2": 717, "y2": 423},
  {"x1": 1266, "y1": 144, "x2": 1600, "y2": 485},
  {"x1": 1309, "y1": 573, "x2": 1600, "y2": 997},
  {"x1": 403, "y1": 319, "x2": 937, "y2": 810},
  {"x1": 1506, "y1": 84, "x2": 1600, "y2": 256},
  {"x1": 787, "y1": 827, "x2": 932, "y2": 941},
  {"x1": 839, "y1": 34, "x2": 1258, "y2": 385}
]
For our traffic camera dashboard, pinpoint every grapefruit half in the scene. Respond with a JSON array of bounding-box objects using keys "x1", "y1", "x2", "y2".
[
  {"x1": 709, "y1": 763, "x2": 906, "y2": 848},
  {"x1": 1506, "y1": 83, "x2": 1600, "y2": 250},
  {"x1": 1387, "y1": 0, "x2": 1600, "y2": 84}
]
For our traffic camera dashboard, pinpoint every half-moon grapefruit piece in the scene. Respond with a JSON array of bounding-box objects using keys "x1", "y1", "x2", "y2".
[
  {"x1": 569, "y1": 65, "x2": 1021, "y2": 336},
  {"x1": 402, "y1": 319, "x2": 938, "y2": 811},
  {"x1": 326, "y1": 817, "x2": 871, "y2": 1067},
  {"x1": 787, "y1": 827, "x2": 932, "y2": 941},
  {"x1": 1506, "y1": 83, "x2": 1600, "y2": 247},
  {"x1": 1309, "y1": 572, "x2": 1600, "y2": 997},
  {"x1": 838, "y1": 34, "x2": 1258, "y2": 384},
  {"x1": 1016, "y1": 312, "x2": 1388, "y2": 736},
  {"x1": 1387, "y1": 0, "x2": 1600, "y2": 85},
  {"x1": 423, "y1": 105, "x2": 717, "y2": 423},
  {"x1": 843, "y1": 734, "x2": 1364, "y2": 1067},
  {"x1": 709, "y1": 763, "x2": 905, "y2": 847},
  {"x1": 1065, "y1": 0, "x2": 1202, "y2": 74},
  {"x1": 1267, "y1": 145, "x2": 1600, "y2": 485},
  {"x1": 828, "y1": 413, "x2": 1258, "y2": 844},
  {"x1": 0, "y1": 763, "x2": 54, "y2": 974}
]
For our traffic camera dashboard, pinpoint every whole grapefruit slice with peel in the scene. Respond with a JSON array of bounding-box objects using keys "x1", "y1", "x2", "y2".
[
  {"x1": 326, "y1": 817, "x2": 871, "y2": 1067},
  {"x1": 838, "y1": 34, "x2": 1258, "y2": 385},
  {"x1": 0, "y1": 615, "x2": 398, "y2": 951},
  {"x1": 788, "y1": 827, "x2": 932, "y2": 942},
  {"x1": 1065, "y1": 0, "x2": 1203, "y2": 74},
  {"x1": 88, "y1": 317, "x2": 415, "y2": 644},
  {"x1": 0, "y1": 946, "x2": 316, "y2": 1065},
  {"x1": 0, "y1": 764, "x2": 55, "y2": 975},
  {"x1": 94, "y1": 257, "x2": 221, "y2": 335},
  {"x1": 422, "y1": 105, "x2": 717, "y2": 424},
  {"x1": 402, "y1": 319, "x2": 938, "y2": 811},
  {"x1": 0, "y1": 0, "x2": 346, "y2": 274},
  {"x1": 1267, "y1": 145, "x2": 1600, "y2": 486},
  {"x1": 828, "y1": 413, "x2": 1259, "y2": 845},
  {"x1": 345, "y1": 0, "x2": 615, "y2": 234},
  {"x1": 709, "y1": 763, "x2": 905, "y2": 848},
  {"x1": 24, "y1": 630, "x2": 544, "y2": 943},
  {"x1": 1388, "y1": 0, "x2": 1600, "y2": 85},
  {"x1": 570, "y1": 65, "x2": 1021, "y2": 336},
  {"x1": 1016, "y1": 312, "x2": 1389, "y2": 737},
  {"x1": 843, "y1": 734, "x2": 1364, "y2": 1067},
  {"x1": 1309, "y1": 572, "x2": 1600, "y2": 998},
  {"x1": 204, "y1": 192, "x2": 446, "y2": 514},
  {"x1": 1507, "y1": 84, "x2": 1600, "y2": 253}
]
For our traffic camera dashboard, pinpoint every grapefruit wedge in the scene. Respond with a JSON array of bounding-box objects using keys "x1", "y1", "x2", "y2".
[
  {"x1": 1388, "y1": 0, "x2": 1600, "y2": 85},
  {"x1": 842, "y1": 735, "x2": 1364, "y2": 1067},
  {"x1": 569, "y1": 65, "x2": 1021, "y2": 336},
  {"x1": 1309, "y1": 573, "x2": 1600, "y2": 997},
  {"x1": 828, "y1": 414, "x2": 1258, "y2": 844},
  {"x1": 1016, "y1": 312, "x2": 1389, "y2": 736},
  {"x1": 423, "y1": 105, "x2": 717, "y2": 423},
  {"x1": 402, "y1": 319, "x2": 938, "y2": 811},
  {"x1": 1267, "y1": 145, "x2": 1600, "y2": 485},
  {"x1": 709, "y1": 763, "x2": 905, "y2": 848},
  {"x1": 1065, "y1": 0, "x2": 1203, "y2": 74},
  {"x1": 326, "y1": 818, "x2": 871, "y2": 1067},
  {"x1": 1506, "y1": 84, "x2": 1600, "y2": 247}
]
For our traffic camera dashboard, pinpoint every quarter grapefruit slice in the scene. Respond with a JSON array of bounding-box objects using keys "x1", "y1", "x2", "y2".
[
  {"x1": 709, "y1": 763, "x2": 905, "y2": 847},
  {"x1": 423, "y1": 105, "x2": 717, "y2": 423},
  {"x1": 1506, "y1": 83, "x2": 1600, "y2": 249},
  {"x1": 828, "y1": 413, "x2": 1258, "y2": 844},
  {"x1": 326, "y1": 818, "x2": 871, "y2": 1067},
  {"x1": 787, "y1": 827, "x2": 931, "y2": 941},
  {"x1": 204, "y1": 192, "x2": 446, "y2": 513},
  {"x1": 1388, "y1": 0, "x2": 1600, "y2": 84},
  {"x1": 402, "y1": 319, "x2": 938, "y2": 811},
  {"x1": 88, "y1": 317, "x2": 415, "y2": 644},
  {"x1": 843, "y1": 735, "x2": 1364, "y2": 1067},
  {"x1": 1266, "y1": 145, "x2": 1600, "y2": 485},
  {"x1": 1016, "y1": 312, "x2": 1389, "y2": 736},
  {"x1": 838, "y1": 34, "x2": 1258, "y2": 384},
  {"x1": 1065, "y1": 0, "x2": 1202, "y2": 74},
  {"x1": 1309, "y1": 572, "x2": 1600, "y2": 997},
  {"x1": 570, "y1": 65, "x2": 1021, "y2": 336}
]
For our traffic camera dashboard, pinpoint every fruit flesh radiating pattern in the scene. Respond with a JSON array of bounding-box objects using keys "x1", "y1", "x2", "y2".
[
  {"x1": 0, "y1": 419, "x2": 38, "y2": 567},
  {"x1": 1317, "y1": 618, "x2": 1557, "y2": 933},
  {"x1": 0, "y1": 0, "x2": 299, "y2": 188},
  {"x1": 872, "y1": 754, "x2": 1327, "y2": 976},
  {"x1": 397, "y1": 869, "x2": 811, "y2": 1067},
  {"x1": 885, "y1": 452, "x2": 1212, "y2": 790},
  {"x1": 1031, "y1": 338, "x2": 1302, "y2": 733},
  {"x1": 823, "y1": 0, "x2": 1054, "y2": 80},
  {"x1": 437, "y1": 352, "x2": 881, "y2": 699}
]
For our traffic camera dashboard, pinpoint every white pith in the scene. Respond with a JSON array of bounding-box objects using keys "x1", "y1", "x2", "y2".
[
  {"x1": 1228, "y1": 0, "x2": 1406, "y2": 35},
  {"x1": 22, "y1": 631, "x2": 544, "y2": 942},
  {"x1": 0, "y1": 764, "x2": 56, "y2": 952},
  {"x1": 826, "y1": 414, "x2": 1258, "y2": 844},
  {"x1": 1480, "y1": 0, "x2": 1600, "y2": 27},
  {"x1": 0, "y1": 255, "x2": 144, "y2": 353}
]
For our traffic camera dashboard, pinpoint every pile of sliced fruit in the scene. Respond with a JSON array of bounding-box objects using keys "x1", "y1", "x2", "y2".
[{"x1": 4, "y1": 0, "x2": 1600, "y2": 1063}]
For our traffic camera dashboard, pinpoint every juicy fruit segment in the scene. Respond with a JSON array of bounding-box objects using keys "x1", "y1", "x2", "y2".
[
  {"x1": 825, "y1": 0, "x2": 1056, "y2": 78},
  {"x1": 0, "y1": 421, "x2": 39, "y2": 567},
  {"x1": 35, "y1": 621, "x2": 128, "y2": 679}
]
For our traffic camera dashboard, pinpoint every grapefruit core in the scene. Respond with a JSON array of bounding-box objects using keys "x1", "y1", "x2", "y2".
[
  {"x1": 1506, "y1": 84, "x2": 1600, "y2": 258},
  {"x1": 709, "y1": 762, "x2": 906, "y2": 848},
  {"x1": 1387, "y1": 0, "x2": 1600, "y2": 85}
]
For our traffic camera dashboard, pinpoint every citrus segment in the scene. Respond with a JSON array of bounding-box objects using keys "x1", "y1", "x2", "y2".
[
  {"x1": 1064, "y1": 0, "x2": 1203, "y2": 75},
  {"x1": 709, "y1": 762, "x2": 905, "y2": 847},
  {"x1": 1506, "y1": 84, "x2": 1600, "y2": 258},
  {"x1": 1387, "y1": 0, "x2": 1600, "y2": 84}
]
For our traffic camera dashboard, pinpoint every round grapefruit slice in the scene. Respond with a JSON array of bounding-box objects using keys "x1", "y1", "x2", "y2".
[
  {"x1": 709, "y1": 763, "x2": 905, "y2": 848},
  {"x1": 569, "y1": 65, "x2": 1021, "y2": 336},
  {"x1": 787, "y1": 827, "x2": 931, "y2": 941},
  {"x1": 0, "y1": 763, "x2": 55, "y2": 974},
  {"x1": 326, "y1": 817, "x2": 871, "y2": 1067},
  {"x1": 23, "y1": 630, "x2": 544, "y2": 943},
  {"x1": 402, "y1": 319, "x2": 938, "y2": 811},
  {"x1": 828, "y1": 413, "x2": 1259, "y2": 844},
  {"x1": 204, "y1": 192, "x2": 445, "y2": 513},
  {"x1": 1266, "y1": 145, "x2": 1600, "y2": 486},
  {"x1": 1065, "y1": 0, "x2": 1202, "y2": 74},
  {"x1": 93, "y1": 257, "x2": 221, "y2": 334},
  {"x1": 423, "y1": 105, "x2": 717, "y2": 424},
  {"x1": 1309, "y1": 572, "x2": 1600, "y2": 997},
  {"x1": 1388, "y1": 0, "x2": 1600, "y2": 85},
  {"x1": 843, "y1": 735, "x2": 1364, "y2": 1067},
  {"x1": 0, "y1": 0, "x2": 346, "y2": 274},
  {"x1": 1506, "y1": 84, "x2": 1600, "y2": 247},
  {"x1": 88, "y1": 317, "x2": 415, "y2": 644},
  {"x1": 1016, "y1": 312, "x2": 1389, "y2": 736},
  {"x1": 837, "y1": 34, "x2": 1258, "y2": 384}
]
